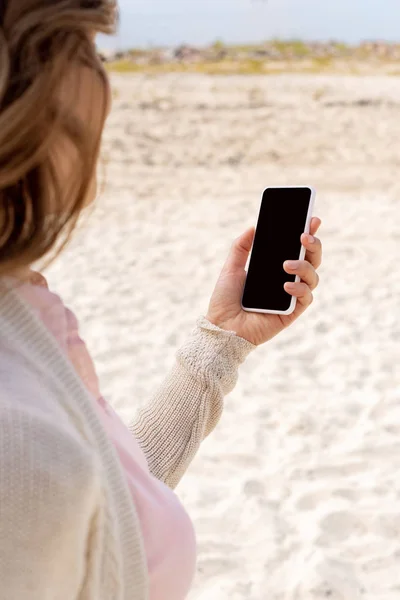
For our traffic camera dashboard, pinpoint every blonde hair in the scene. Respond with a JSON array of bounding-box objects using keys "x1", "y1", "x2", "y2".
[{"x1": 0, "y1": 0, "x2": 116, "y2": 275}]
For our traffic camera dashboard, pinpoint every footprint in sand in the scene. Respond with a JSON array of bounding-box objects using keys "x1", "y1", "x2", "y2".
[
  {"x1": 317, "y1": 511, "x2": 367, "y2": 545},
  {"x1": 289, "y1": 550, "x2": 364, "y2": 599}
]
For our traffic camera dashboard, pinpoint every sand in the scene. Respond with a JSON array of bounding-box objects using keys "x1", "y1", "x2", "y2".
[{"x1": 46, "y1": 73, "x2": 399, "y2": 599}]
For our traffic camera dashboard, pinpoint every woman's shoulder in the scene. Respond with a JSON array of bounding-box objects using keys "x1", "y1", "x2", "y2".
[{"x1": 0, "y1": 280, "x2": 102, "y2": 501}]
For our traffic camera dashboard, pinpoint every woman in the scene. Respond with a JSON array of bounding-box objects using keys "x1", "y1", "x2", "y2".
[{"x1": 0, "y1": 1, "x2": 322, "y2": 599}]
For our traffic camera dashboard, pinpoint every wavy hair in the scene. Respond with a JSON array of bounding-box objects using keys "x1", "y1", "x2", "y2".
[{"x1": 0, "y1": 0, "x2": 116, "y2": 274}]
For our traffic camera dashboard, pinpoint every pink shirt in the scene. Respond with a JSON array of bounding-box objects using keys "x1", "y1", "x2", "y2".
[{"x1": 15, "y1": 275, "x2": 197, "y2": 600}]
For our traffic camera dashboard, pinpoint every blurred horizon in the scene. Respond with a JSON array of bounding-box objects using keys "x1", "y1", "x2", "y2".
[{"x1": 99, "y1": 0, "x2": 400, "y2": 50}]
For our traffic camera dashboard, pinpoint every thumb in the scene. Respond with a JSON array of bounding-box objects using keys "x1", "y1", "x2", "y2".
[{"x1": 224, "y1": 227, "x2": 255, "y2": 272}]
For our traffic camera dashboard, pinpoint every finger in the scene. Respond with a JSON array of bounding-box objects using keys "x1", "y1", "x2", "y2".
[
  {"x1": 310, "y1": 217, "x2": 322, "y2": 236},
  {"x1": 283, "y1": 260, "x2": 320, "y2": 291},
  {"x1": 300, "y1": 233, "x2": 322, "y2": 269},
  {"x1": 224, "y1": 227, "x2": 255, "y2": 272},
  {"x1": 284, "y1": 282, "x2": 314, "y2": 307}
]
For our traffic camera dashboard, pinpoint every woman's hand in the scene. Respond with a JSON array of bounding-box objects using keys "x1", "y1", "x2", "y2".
[{"x1": 206, "y1": 218, "x2": 322, "y2": 346}]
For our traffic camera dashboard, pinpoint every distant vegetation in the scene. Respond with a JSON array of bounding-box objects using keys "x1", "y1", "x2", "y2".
[{"x1": 102, "y1": 40, "x2": 400, "y2": 76}]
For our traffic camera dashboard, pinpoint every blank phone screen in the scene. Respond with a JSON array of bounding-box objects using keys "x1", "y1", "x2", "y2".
[{"x1": 242, "y1": 187, "x2": 312, "y2": 312}]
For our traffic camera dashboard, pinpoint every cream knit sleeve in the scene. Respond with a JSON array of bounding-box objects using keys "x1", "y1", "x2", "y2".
[{"x1": 130, "y1": 317, "x2": 256, "y2": 489}]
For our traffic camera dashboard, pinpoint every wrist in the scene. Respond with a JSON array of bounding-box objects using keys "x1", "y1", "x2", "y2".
[
  {"x1": 205, "y1": 314, "x2": 232, "y2": 333},
  {"x1": 205, "y1": 314, "x2": 257, "y2": 346}
]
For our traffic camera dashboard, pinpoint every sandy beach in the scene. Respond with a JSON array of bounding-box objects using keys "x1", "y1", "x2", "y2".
[{"x1": 46, "y1": 73, "x2": 399, "y2": 599}]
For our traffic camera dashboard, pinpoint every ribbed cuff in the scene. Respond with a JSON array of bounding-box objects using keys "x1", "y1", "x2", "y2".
[{"x1": 176, "y1": 316, "x2": 256, "y2": 396}]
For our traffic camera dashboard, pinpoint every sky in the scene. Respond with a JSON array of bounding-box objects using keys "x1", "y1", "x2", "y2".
[{"x1": 99, "y1": 0, "x2": 400, "y2": 50}]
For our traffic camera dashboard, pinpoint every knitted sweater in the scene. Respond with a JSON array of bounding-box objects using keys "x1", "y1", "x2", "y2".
[{"x1": 0, "y1": 281, "x2": 255, "y2": 600}]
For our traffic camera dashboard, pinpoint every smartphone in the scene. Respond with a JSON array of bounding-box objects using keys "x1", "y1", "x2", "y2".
[{"x1": 241, "y1": 186, "x2": 316, "y2": 316}]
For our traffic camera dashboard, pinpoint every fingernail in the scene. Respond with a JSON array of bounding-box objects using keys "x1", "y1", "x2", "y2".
[
  {"x1": 307, "y1": 234, "x2": 315, "y2": 244},
  {"x1": 285, "y1": 260, "x2": 299, "y2": 270},
  {"x1": 285, "y1": 282, "x2": 296, "y2": 291}
]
